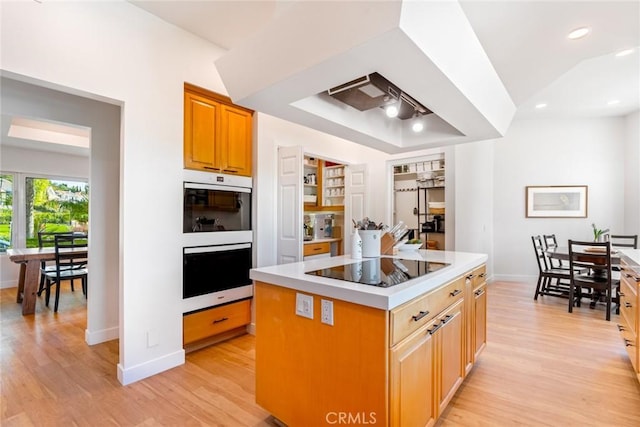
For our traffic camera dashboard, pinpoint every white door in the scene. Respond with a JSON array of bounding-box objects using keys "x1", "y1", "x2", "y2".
[
  {"x1": 277, "y1": 146, "x2": 303, "y2": 264},
  {"x1": 345, "y1": 163, "x2": 367, "y2": 255}
]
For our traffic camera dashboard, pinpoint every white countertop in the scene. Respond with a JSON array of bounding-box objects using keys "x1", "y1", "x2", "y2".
[
  {"x1": 250, "y1": 250, "x2": 487, "y2": 310},
  {"x1": 303, "y1": 238, "x2": 342, "y2": 244},
  {"x1": 620, "y1": 249, "x2": 640, "y2": 272}
]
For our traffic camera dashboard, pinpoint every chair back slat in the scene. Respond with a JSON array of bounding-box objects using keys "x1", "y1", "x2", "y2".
[
  {"x1": 531, "y1": 235, "x2": 550, "y2": 272},
  {"x1": 609, "y1": 234, "x2": 638, "y2": 249},
  {"x1": 54, "y1": 235, "x2": 88, "y2": 276}
]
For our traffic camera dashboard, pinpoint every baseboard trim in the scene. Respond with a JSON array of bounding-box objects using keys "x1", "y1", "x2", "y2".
[
  {"x1": 117, "y1": 349, "x2": 185, "y2": 386},
  {"x1": 0, "y1": 280, "x2": 18, "y2": 289},
  {"x1": 85, "y1": 325, "x2": 119, "y2": 345},
  {"x1": 492, "y1": 274, "x2": 537, "y2": 284}
]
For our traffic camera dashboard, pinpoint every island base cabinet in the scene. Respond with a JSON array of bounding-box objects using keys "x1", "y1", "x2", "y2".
[
  {"x1": 437, "y1": 299, "x2": 465, "y2": 415},
  {"x1": 254, "y1": 282, "x2": 388, "y2": 427},
  {"x1": 473, "y1": 282, "x2": 487, "y2": 359},
  {"x1": 390, "y1": 298, "x2": 465, "y2": 426},
  {"x1": 390, "y1": 321, "x2": 436, "y2": 427},
  {"x1": 618, "y1": 259, "x2": 639, "y2": 380},
  {"x1": 254, "y1": 263, "x2": 486, "y2": 426}
]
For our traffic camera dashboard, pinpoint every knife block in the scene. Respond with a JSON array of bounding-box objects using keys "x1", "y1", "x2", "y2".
[{"x1": 381, "y1": 232, "x2": 397, "y2": 255}]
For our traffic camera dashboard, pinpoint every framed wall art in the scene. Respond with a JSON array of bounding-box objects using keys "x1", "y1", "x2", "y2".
[{"x1": 525, "y1": 185, "x2": 588, "y2": 218}]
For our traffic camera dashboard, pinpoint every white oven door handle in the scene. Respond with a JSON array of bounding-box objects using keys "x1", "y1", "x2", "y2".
[
  {"x1": 184, "y1": 182, "x2": 251, "y2": 193},
  {"x1": 184, "y1": 243, "x2": 251, "y2": 255}
]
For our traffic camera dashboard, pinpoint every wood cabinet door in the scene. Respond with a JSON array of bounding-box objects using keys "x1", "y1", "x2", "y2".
[
  {"x1": 390, "y1": 321, "x2": 437, "y2": 427},
  {"x1": 219, "y1": 104, "x2": 252, "y2": 176},
  {"x1": 436, "y1": 299, "x2": 464, "y2": 415},
  {"x1": 473, "y1": 283, "x2": 487, "y2": 358},
  {"x1": 184, "y1": 91, "x2": 220, "y2": 171}
]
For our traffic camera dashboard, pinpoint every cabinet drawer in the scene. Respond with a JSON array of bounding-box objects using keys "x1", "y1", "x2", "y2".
[
  {"x1": 471, "y1": 265, "x2": 486, "y2": 286},
  {"x1": 619, "y1": 322, "x2": 638, "y2": 373},
  {"x1": 619, "y1": 278, "x2": 637, "y2": 336},
  {"x1": 183, "y1": 299, "x2": 251, "y2": 345},
  {"x1": 303, "y1": 242, "x2": 331, "y2": 257},
  {"x1": 390, "y1": 275, "x2": 465, "y2": 346}
]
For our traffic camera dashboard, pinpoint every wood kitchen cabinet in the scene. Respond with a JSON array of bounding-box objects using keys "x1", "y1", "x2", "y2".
[
  {"x1": 390, "y1": 276, "x2": 465, "y2": 425},
  {"x1": 183, "y1": 299, "x2": 251, "y2": 350},
  {"x1": 184, "y1": 83, "x2": 253, "y2": 176},
  {"x1": 390, "y1": 319, "x2": 436, "y2": 427},
  {"x1": 464, "y1": 264, "x2": 487, "y2": 374},
  {"x1": 618, "y1": 257, "x2": 639, "y2": 381}
]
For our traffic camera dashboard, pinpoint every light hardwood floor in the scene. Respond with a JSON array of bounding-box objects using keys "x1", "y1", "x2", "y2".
[{"x1": 1, "y1": 280, "x2": 639, "y2": 426}]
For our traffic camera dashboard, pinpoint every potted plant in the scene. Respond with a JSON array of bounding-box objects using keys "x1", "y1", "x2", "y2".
[{"x1": 592, "y1": 223, "x2": 609, "y2": 242}]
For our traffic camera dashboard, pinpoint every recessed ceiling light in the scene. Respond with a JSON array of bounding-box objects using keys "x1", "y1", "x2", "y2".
[
  {"x1": 567, "y1": 27, "x2": 590, "y2": 40},
  {"x1": 412, "y1": 120, "x2": 424, "y2": 133},
  {"x1": 607, "y1": 100, "x2": 620, "y2": 106},
  {"x1": 615, "y1": 48, "x2": 634, "y2": 57},
  {"x1": 535, "y1": 103, "x2": 547, "y2": 109}
]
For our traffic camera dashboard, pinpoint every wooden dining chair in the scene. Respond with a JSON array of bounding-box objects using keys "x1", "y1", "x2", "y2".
[
  {"x1": 542, "y1": 234, "x2": 571, "y2": 270},
  {"x1": 532, "y1": 235, "x2": 572, "y2": 300},
  {"x1": 567, "y1": 240, "x2": 620, "y2": 321},
  {"x1": 609, "y1": 234, "x2": 638, "y2": 249},
  {"x1": 37, "y1": 231, "x2": 74, "y2": 296},
  {"x1": 42, "y1": 234, "x2": 88, "y2": 312}
]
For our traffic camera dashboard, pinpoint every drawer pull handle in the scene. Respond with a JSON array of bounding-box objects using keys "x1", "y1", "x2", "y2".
[
  {"x1": 479, "y1": 273, "x2": 486, "y2": 278},
  {"x1": 617, "y1": 324, "x2": 625, "y2": 332},
  {"x1": 429, "y1": 321, "x2": 444, "y2": 335},
  {"x1": 441, "y1": 314, "x2": 453, "y2": 324},
  {"x1": 412, "y1": 310, "x2": 430, "y2": 322},
  {"x1": 223, "y1": 169, "x2": 238, "y2": 174},
  {"x1": 474, "y1": 289, "x2": 485, "y2": 297},
  {"x1": 624, "y1": 339, "x2": 634, "y2": 347},
  {"x1": 624, "y1": 302, "x2": 632, "y2": 308},
  {"x1": 450, "y1": 289, "x2": 462, "y2": 297},
  {"x1": 313, "y1": 248, "x2": 322, "y2": 251},
  {"x1": 465, "y1": 274, "x2": 474, "y2": 281},
  {"x1": 619, "y1": 292, "x2": 625, "y2": 297},
  {"x1": 213, "y1": 317, "x2": 229, "y2": 324},
  {"x1": 203, "y1": 166, "x2": 220, "y2": 171}
]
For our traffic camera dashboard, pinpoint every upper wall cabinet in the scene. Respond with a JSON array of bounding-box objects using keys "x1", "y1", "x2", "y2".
[{"x1": 184, "y1": 83, "x2": 253, "y2": 177}]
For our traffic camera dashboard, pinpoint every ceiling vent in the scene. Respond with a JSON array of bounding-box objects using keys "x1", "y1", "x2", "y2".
[{"x1": 327, "y1": 72, "x2": 432, "y2": 120}]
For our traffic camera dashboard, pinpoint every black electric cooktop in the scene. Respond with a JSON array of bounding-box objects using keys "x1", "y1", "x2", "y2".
[{"x1": 306, "y1": 258, "x2": 450, "y2": 288}]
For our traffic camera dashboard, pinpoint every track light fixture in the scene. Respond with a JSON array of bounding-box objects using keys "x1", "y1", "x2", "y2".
[{"x1": 385, "y1": 104, "x2": 399, "y2": 118}]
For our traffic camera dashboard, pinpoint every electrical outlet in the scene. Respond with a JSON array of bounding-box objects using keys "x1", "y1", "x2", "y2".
[
  {"x1": 321, "y1": 299, "x2": 334, "y2": 326},
  {"x1": 147, "y1": 329, "x2": 159, "y2": 348},
  {"x1": 296, "y1": 293, "x2": 314, "y2": 319}
]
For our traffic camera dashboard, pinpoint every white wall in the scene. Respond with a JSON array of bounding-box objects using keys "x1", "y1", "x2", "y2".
[
  {"x1": 255, "y1": 113, "x2": 389, "y2": 268},
  {"x1": 0, "y1": 0, "x2": 231, "y2": 384},
  {"x1": 624, "y1": 111, "x2": 640, "y2": 235},
  {"x1": 0, "y1": 145, "x2": 89, "y2": 288},
  {"x1": 454, "y1": 140, "x2": 495, "y2": 278},
  {"x1": 492, "y1": 117, "x2": 626, "y2": 282}
]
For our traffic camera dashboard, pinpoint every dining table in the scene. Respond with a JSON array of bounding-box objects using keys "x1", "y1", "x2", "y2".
[
  {"x1": 7, "y1": 246, "x2": 88, "y2": 315},
  {"x1": 546, "y1": 246, "x2": 622, "y2": 264}
]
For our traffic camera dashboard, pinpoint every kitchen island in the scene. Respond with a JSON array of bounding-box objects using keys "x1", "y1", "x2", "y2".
[
  {"x1": 618, "y1": 249, "x2": 640, "y2": 383},
  {"x1": 250, "y1": 250, "x2": 487, "y2": 426}
]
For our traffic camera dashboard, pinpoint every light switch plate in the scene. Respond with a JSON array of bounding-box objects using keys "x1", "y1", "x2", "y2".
[{"x1": 296, "y1": 293, "x2": 314, "y2": 319}]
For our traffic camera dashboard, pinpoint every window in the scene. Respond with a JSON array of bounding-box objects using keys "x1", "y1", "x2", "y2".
[
  {"x1": 0, "y1": 172, "x2": 88, "y2": 252},
  {"x1": 0, "y1": 174, "x2": 13, "y2": 252},
  {"x1": 25, "y1": 177, "x2": 89, "y2": 247}
]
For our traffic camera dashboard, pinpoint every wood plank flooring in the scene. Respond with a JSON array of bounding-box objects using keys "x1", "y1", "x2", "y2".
[{"x1": 1, "y1": 280, "x2": 639, "y2": 426}]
